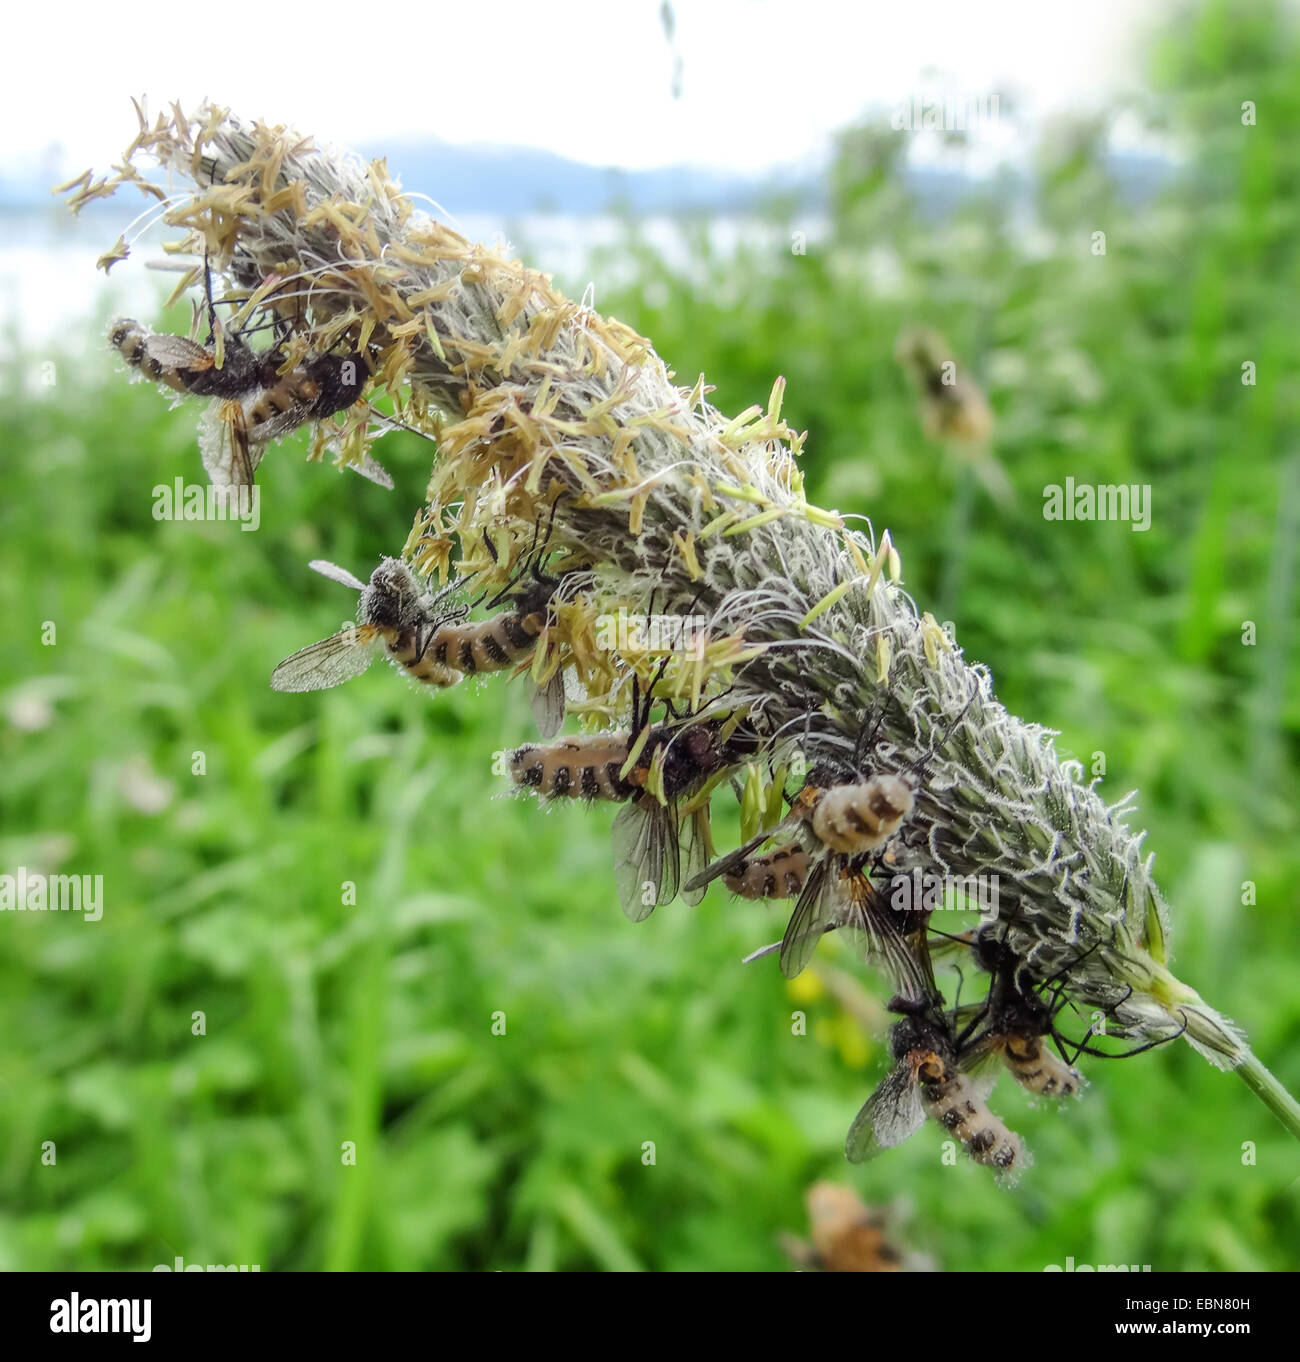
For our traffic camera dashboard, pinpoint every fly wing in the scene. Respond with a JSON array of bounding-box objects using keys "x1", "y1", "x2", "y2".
[
  {"x1": 529, "y1": 668, "x2": 566, "y2": 739},
  {"x1": 946, "y1": 1008, "x2": 1004, "y2": 1094},
  {"x1": 143, "y1": 331, "x2": 214, "y2": 371},
  {"x1": 779, "y1": 857, "x2": 837, "y2": 978},
  {"x1": 682, "y1": 813, "x2": 799, "y2": 897},
  {"x1": 678, "y1": 807, "x2": 712, "y2": 907},
  {"x1": 947, "y1": 1001, "x2": 985, "y2": 1034},
  {"x1": 198, "y1": 400, "x2": 257, "y2": 488},
  {"x1": 835, "y1": 881, "x2": 936, "y2": 1004},
  {"x1": 611, "y1": 796, "x2": 680, "y2": 922},
  {"x1": 230, "y1": 403, "x2": 259, "y2": 486},
  {"x1": 311, "y1": 416, "x2": 396, "y2": 490},
  {"x1": 246, "y1": 401, "x2": 313, "y2": 447},
  {"x1": 845, "y1": 1062, "x2": 926, "y2": 1162},
  {"x1": 308, "y1": 559, "x2": 367, "y2": 592},
  {"x1": 742, "y1": 928, "x2": 837, "y2": 965},
  {"x1": 270, "y1": 628, "x2": 378, "y2": 692},
  {"x1": 955, "y1": 1033, "x2": 1004, "y2": 1089}
]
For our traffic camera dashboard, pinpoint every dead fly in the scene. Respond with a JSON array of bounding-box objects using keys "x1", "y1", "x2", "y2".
[
  {"x1": 109, "y1": 317, "x2": 264, "y2": 400},
  {"x1": 110, "y1": 318, "x2": 383, "y2": 489},
  {"x1": 780, "y1": 1182, "x2": 908, "y2": 1273},
  {"x1": 206, "y1": 351, "x2": 376, "y2": 487},
  {"x1": 508, "y1": 672, "x2": 727, "y2": 921},
  {"x1": 947, "y1": 923, "x2": 1084, "y2": 1099},
  {"x1": 689, "y1": 686, "x2": 978, "y2": 978},
  {"x1": 108, "y1": 259, "x2": 416, "y2": 489},
  {"x1": 950, "y1": 911, "x2": 1187, "y2": 1077},
  {"x1": 894, "y1": 327, "x2": 994, "y2": 447},
  {"x1": 685, "y1": 764, "x2": 917, "y2": 980},
  {"x1": 846, "y1": 988, "x2": 1027, "y2": 1180},
  {"x1": 271, "y1": 550, "x2": 572, "y2": 732},
  {"x1": 270, "y1": 557, "x2": 464, "y2": 692}
]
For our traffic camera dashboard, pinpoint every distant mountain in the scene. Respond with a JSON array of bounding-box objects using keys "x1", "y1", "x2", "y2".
[
  {"x1": 363, "y1": 137, "x2": 777, "y2": 216},
  {"x1": 0, "y1": 148, "x2": 75, "y2": 212},
  {"x1": 0, "y1": 139, "x2": 783, "y2": 219},
  {"x1": 4, "y1": 134, "x2": 1170, "y2": 220}
]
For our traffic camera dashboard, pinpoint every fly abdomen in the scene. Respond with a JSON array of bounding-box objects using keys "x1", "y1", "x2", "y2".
[
  {"x1": 403, "y1": 653, "x2": 463, "y2": 687},
  {"x1": 433, "y1": 610, "x2": 546, "y2": 676},
  {"x1": 111, "y1": 324, "x2": 168, "y2": 383},
  {"x1": 475, "y1": 630, "x2": 512, "y2": 669},
  {"x1": 248, "y1": 381, "x2": 304, "y2": 425},
  {"x1": 917, "y1": 1056, "x2": 1025, "y2": 1173},
  {"x1": 380, "y1": 627, "x2": 461, "y2": 688},
  {"x1": 509, "y1": 735, "x2": 636, "y2": 801},
  {"x1": 963, "y1": 1122, "x2": 1022, "y2": 1171},
  {"x1": 503, "y1": 611, "x2": 544, "y2": 653},
  {"x1": 723, "y1": 843, "x2": 809, "y2": 899},
  {"x1": 1003, "y1": 1035, "x2": 1081, "y2": 1097}
]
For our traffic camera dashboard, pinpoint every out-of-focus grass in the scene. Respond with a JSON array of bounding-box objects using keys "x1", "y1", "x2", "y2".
[{"x1": 1, "y1": 0, "x2": 1297, "y2": 1272}]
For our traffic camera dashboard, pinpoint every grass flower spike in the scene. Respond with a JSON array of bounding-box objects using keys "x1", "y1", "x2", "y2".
[{"x1": 65, "y1": 99, "x2": 1300, "y2": 1166}]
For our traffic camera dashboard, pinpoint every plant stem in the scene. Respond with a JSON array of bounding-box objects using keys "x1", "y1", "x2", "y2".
[
  {"x1": 1144, "y1": 962, "x2": 1300, "y2": 1145},
  {"x1": 1233, "y1": 1050, "x2": 1300, "y2": 1144}
]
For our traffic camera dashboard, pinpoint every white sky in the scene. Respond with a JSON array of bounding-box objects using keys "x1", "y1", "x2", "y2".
[{"x1": 7, "y1": 0, "x2": 1160, "y2": 177}]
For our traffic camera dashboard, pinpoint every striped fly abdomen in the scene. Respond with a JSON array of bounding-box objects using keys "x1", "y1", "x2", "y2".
[
  {"x1": 723, "y1": 843, "x2": 809, "y2": 899},
  {"x1": 915, "y1": 1053, "x2": 1025, "y2": 1174},
  {"x1": 508, "y1": 734, "x2": 636, "y2": 801},
  {"x1": 431, "y1": 609, "x2": 546, "y2": 676}
]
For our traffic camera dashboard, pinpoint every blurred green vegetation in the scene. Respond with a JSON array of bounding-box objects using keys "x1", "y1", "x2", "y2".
[{"x1": 1, "y1": 0, "x2": 1297, "y2": 1270}]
